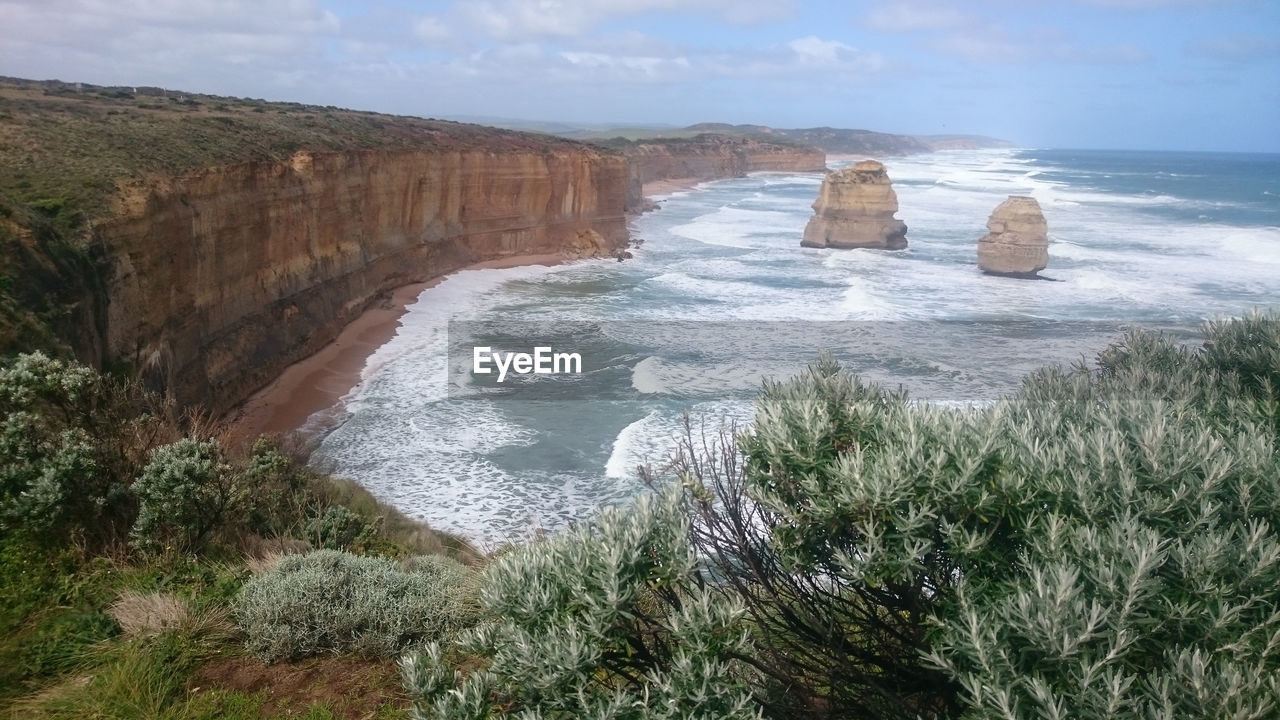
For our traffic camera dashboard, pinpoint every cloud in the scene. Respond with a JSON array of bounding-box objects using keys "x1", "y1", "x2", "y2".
[
  {"x1": 457, "y1": 0, "x2": 795, "y2": 40},
  {"x1": 785, "y1": 36, "x2": 883, "y2": 70},
  {"x1": 0, "y1": 0, "x2": 339, "y2": 88},
  {"x1": 413, "y1": 16, "x2": 452, "y2": 43},
  {"x1": 1186, "y1": 33, "x2": 1280, "y2": 62},
  {"x1": 863, "y1": 3, "x2": 972, "y2": 33},
  {"x1": 1074, "y1": 0, "x2": 1231, "y2": 7},
  {"x1": 933, "y1": 25, "x2": 1149, "y2": 65}
]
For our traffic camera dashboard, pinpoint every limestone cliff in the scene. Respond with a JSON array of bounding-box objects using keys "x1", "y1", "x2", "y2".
[
  {"x1": 801, "y1": 161, "x2": 907, "y2": 250},
  {"x1": 98, "y1": 149, "x2": 627, "y2": 414},
  {"x1": 599, "y1": 135, "x2": 826, "y2": 212},
  {"x1": 0, "y1": 78, "x2": 629, "y2": 415},
  {"x1": 977, "y1": 196, "x2": 1049, "y2": 277}
]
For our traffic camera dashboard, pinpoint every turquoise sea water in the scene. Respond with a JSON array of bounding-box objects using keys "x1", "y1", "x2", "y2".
[{"x1": 308, "y1": 148, "x2": 1280, "y2": 547}]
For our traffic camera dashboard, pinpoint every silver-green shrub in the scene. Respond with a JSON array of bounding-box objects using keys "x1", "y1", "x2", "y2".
[
  {"x1": 130, "y1": 437, "x2": 240, "y2": 553},
  {"x1": 0, "y1": 352, "x2": 133, "y2": 539},
  {"x1": 626, "y1": 312, "x2": 1280, "y2": 718},
  {"x1": 400, "y1": 491, "x2": 761, "y2": 720},
  {"x1": 305, "y1": 504, "x2": 377, "y2": 550},
  {"x1": 235, "y1": 549, "x2": 479, "y2": 662},
  {"x1": 924, "y1": 315, "x2": 1280, "y2": 719}
]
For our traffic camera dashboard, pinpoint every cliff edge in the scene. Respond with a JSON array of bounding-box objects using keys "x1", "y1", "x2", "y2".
[
  {"x1": 595, "y1": 134, "x2": 826, "y2": 212},
  {"x1": 0, "y1": 77, "x2": 628, "y2": 414}
]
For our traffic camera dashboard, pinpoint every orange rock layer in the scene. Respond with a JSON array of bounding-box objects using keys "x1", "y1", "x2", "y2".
[
  {"x1": 622, "y1": 136, "x2": 826, "y2": 210},
  {"x1": 98, "y1": 148, "x2": 628, "y2": 414}
]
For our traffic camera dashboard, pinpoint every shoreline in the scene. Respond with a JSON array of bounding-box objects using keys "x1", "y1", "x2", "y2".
[
  {"x1": 225, "y1": 253, "x2": 565, "y2": 444},
  {"x1": 642, "y1": 177, "x2": 704, "y2": 197},
  {"x1": 229, "y1": 180, "x2": 696, "y2": 444}
]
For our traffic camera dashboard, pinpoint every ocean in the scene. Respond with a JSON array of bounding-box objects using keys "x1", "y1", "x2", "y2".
[{"x1": 307, "y1": 148, "x2": 1280, "y2": 548}]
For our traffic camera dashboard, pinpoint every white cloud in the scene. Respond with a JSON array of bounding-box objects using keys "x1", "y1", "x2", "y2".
[
  {"x1": 413, "y1": 16, "x2": 451, "y2": 43},
  {"x1": 1186, "y1": 33, "x2": 1280, "y2": 62},
  {"x1": 786, "y1": 36, "x2": 882, "y2": 70},
  {"x1": 864, "y1": 3, "x2": 972, "y2": 32},
  {"x1": 935, "y1": 28, "x2": 1149, "y2": 65},
  {"x1": 0, "y1": 0, "x2": 340, "y2": 89},
  {"x1": 458, "y1": 0, "x2": 795, "y2": 40},
  {"x1": 1075, "y1": 0, "x2": 1230, "y2": 7},
  {"x1": 559, "y1": 51, "x2": 692, "y2": 82}
]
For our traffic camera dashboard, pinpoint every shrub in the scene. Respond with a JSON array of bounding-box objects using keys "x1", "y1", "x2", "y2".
[
  {"x1": 646, "y1": 313, "x2": 1280, "y2": 719},
  {"x1": 130, "y1": 438, "x2": 240, "y2": 553},
  {"x1": 0, "y1": 352, "x2": 151, "y2": 542},
  {"x1": 240, "y1": 436, "x2": 310, "y2": 538},
  {"x1": 234, "y1": 549, "x2": 478, "y2": 662},
  {"x1": 658, "y1": 358, "x2": 963, "y2": 718},
  {"x1": 924, "y1": 320, "x2": 1280, "y2": 719},
  {"x1": 401, "y1": 491, "x2": 761, "y2": 720},
  {"x1": 305, "y1": 505, "x2": 377, "y2": 550}
]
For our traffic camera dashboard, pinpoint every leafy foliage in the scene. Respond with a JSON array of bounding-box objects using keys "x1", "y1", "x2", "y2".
[
  {"x1": 401, "y1": 491, "x2": 760, "y2": 720},
  {"x1": 0, "y1": 351, "x2": 160, "y2": 542},
  {"x1": 636, "y1": 312, "x2": 1280, "y2": 719},
  {"x1": 925, "y1": 314, "x2": 1280, "y2": 719},
  {"x1": 305, "y1": 505, "x2": 379, "y2": 551},
  {"x1": 234, "y1": 550, "x2": 480, "y2": 662},
  {"x1": 131, "y1": 438, "x2": 241, "y2": 553}
]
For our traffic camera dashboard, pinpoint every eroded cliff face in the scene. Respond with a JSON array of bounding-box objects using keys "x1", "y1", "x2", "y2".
[
  {"x1": 98, "y1": 148, "x2": 628, "y2": 414},
  {"x1": 615, "y1": 135, "x2": 826, "y2": 211}
]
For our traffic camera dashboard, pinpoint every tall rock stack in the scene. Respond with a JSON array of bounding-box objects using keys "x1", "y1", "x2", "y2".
[
  {"x1": 801, "y1": 160, "x2": 908, "y2": 250},
  {"x1": 977, "y1": 196, "x2": 1049, "y2": 277}
]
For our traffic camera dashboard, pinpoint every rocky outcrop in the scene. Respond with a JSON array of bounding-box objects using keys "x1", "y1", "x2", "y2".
[
  {"x1": 801, "y1": 161, "x2": 907, "y2": 250},
  {"x1": 97, "y1": 148, "x2": 628, "y2": 414},
  {"x1": 607, "y1": 135, "x2": 826, "y2": 212},
  {"x1": 977, "y1": 196, "x2": 1049, "y2": 277}
]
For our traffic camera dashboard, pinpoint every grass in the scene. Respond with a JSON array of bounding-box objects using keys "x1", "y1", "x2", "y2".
[
  {"x1": 0, "y1": 534, "x2": 421, "y2": 719},
  {"x1": 0, "y1": 75, "x2": 624, "y2": 360},
  {"x1": 0, "y1": 76, "x2": 614, "y2": 237}
]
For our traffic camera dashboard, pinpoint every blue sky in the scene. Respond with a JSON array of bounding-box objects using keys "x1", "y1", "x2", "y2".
[{"x1": 2, "y1": 0, "x2": 1277, "y2": 151}]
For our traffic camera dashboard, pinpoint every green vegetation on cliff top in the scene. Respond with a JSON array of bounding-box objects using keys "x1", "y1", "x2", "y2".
[
  {"x1": 0, "y1": 76, "x2": 608, "y2": 231},
  {"x1": 0, "y1": 76, "x2": 616, "y2": 362}
]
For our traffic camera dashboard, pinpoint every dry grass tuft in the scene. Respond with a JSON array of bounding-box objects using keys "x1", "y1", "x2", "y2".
[
  {"x1": 108, "y1": 591, "x2": 191, "y2": 637},
  {"x1": 107, "y1": 591, "x2": 238, "y2": 644},
  {"x1": 245, "y1": 549, "x2": 289, "y2": 576}
]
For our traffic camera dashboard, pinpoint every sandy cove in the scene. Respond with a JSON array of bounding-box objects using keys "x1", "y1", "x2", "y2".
[
  {"x1": 642, "y1": 177, "x2": 705, "y2": 196},
  {"x1": 228, "y1": 181, "x2": 712, "y2": 443},
  {"x1": 225, "y1": 253, "x2": 564, "y2": 443}
]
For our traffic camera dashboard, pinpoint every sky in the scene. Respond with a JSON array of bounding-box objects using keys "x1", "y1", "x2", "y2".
[{"x1": 1, "y1": 0, "x2": 1278, "y2": 151}]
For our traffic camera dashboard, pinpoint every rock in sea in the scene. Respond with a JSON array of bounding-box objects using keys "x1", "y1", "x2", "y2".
[
  {"x1": 977, "y1": 195, "x2": 1049, "y2": 278},
  {"x1": 801, "y1": 160, "x2": 908, "y2": 250}
]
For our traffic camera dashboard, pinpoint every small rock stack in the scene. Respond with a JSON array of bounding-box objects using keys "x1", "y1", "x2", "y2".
[
  {"x1": 977, "y1": 196, "x2": 1049, "y2": 278},
  {"x1": 801, "y1": 160, "x2": 908, "y2": 250}
]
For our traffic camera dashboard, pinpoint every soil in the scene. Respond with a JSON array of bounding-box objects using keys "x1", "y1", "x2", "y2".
[{"x1": 191, "y1": 655, "x2": 408, "y2": 719}]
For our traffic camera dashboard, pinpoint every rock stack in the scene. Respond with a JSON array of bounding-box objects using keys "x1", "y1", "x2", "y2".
[
  {"x1": 977, "y1": 196, "x2": 1049, "y2": 277},
  {"x1": 801, "y1": 160, "x2": 907, "y2": 250}
]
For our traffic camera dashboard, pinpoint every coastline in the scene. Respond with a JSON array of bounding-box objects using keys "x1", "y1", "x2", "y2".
[
  {"x1": 229, "y1": 180, "x2": 690, "y2": 444},
  {"x1": 225, "y1": 253, "x2": 565, "y2": 444},
  {"x1": 642, "y1": 177, "x2": 704, "y2": 197}
]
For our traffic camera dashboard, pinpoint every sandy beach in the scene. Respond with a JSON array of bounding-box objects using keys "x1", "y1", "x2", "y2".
[
  {"x1": 226, "y1": 253, "x2": 564, "y2": 444},
  {"x1": 228, "y1": 178, "x2": 700, "y2": 444},
  {"x1": 642, "y1": 177, "x2": 704, "y2": 197}
]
